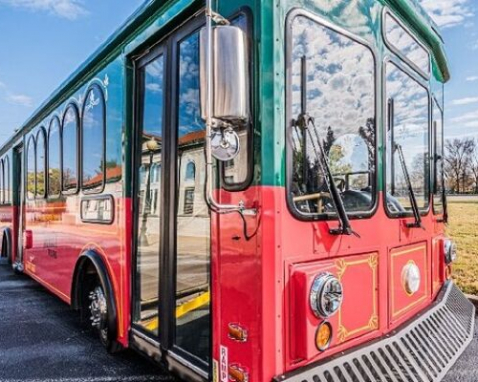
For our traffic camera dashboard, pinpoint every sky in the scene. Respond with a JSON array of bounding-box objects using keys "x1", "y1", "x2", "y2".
[{"x1": 0, "y1": 0, "x2": 477, "y2": 146}]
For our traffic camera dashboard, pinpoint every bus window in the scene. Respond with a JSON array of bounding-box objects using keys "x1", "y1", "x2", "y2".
[
  {"x1": 288, "y1": 14, "x2": 376, "y2": 218},
  {"x1": 48, "y1": 118, "x2": 61, "y2": 197},
  {"x1": 384, "y1": 12, "x2": 430, "y2": 78},
  {"x1": 175, "y1": 29, "x2": 211, "y2": 363},
  {"x1": 27, "y1": 136, "x2": 36, "y2": 200},
  {"x1": 62, "y1": 105, "x2": 79, "y2": 193},
  {"x1": 386, "y1": 62, "x2": 430, "y2": 213},
  {"x1": 4, "y1": 156, "x2": 9, "y2": 204},
  {"x1": 433, "y1": 100, "x2": 444, "y2": 214},
  {"x1": 82, "y1": 85, "x2": 106, "y2": 193},
  {"x1": 0, "y1": 159, "x2": 3, "y2": 204},
  {"x1": 36, "y1": 128, "x2": 47, "y2": 198}
]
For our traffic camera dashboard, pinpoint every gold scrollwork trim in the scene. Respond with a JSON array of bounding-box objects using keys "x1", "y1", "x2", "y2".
[{"x1": 335, "y1": 253, "x2": 379, "y2": 343}]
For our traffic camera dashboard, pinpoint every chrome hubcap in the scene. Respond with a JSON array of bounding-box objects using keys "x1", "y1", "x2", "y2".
[{"x1": 89, "y1": 286, "x2": 108, "y2": 339}]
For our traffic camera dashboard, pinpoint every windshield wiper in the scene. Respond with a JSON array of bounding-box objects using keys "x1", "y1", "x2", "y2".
[
  {"x1": 294, "y1": 55, "x2": 355, "y2": 237},
  {"x1": 394, "y1": 143, "x2": 423, "y2": 228}
]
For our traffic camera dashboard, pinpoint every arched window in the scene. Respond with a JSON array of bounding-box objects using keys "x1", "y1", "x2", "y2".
[
  {"x1": 82, "y1": 85, "x2": 106, "y2": 193},
  {"x1": 36, "y1": 128, "x2": 47, "y2": 198},
  {"x1": 48, "y1": 118, "x2": 61, "y2": 197},
  {"x1": 4, "y1": 156, "x2": 10, "y2": 204},
  {"x1": 0, "y1": 159, "x2": 4, "y2": 204},
  {"x1": 62, "y1": 104, "x2": 80, "y2": 192},
  {"x1": 185, "y1": 161, "x2": 195, "y2": 181},
  {"x1": 27, "y1": 136, "x2": 36, "y2": 200}
]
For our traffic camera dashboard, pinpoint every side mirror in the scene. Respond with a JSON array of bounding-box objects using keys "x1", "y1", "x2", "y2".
[{"x1": 200, "y1": 25, "x2": 249, "y2": 123}]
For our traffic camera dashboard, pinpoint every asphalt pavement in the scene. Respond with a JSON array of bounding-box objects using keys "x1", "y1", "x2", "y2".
[
  {"x1": 0, "y1": 258, "x2": 477, "y2": 382},
  {"x1": 0, "y1": 258, "x2": 177, "y2": 382}
]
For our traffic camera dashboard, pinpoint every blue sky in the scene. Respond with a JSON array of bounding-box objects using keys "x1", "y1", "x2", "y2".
[{"x1": 0, "y1": 0, "x2": 477, "y2": 146}]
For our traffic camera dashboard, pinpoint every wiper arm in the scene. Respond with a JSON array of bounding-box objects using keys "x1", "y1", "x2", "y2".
[
  {"x1": 395, "y1": 143, "x2": 423, "y2": 228},
  {"x1": 294, "y1": 55, "x2": 356, "y2": 237},
  {"x1": 296, "y1": 114, "x2": 355, "y2": 236}
]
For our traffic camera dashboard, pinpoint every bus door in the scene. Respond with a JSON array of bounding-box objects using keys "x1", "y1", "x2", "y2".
[
  {"x1": 132, "y1": 15, "x2": 211, "y2": 372},
  {"x1": 12, "y1": 144, "x2": 24, "y2": 268}
]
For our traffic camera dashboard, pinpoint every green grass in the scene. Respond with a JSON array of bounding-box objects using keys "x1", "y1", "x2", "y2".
[{"x1": 447, "y1": 201, "x2": 478, "y2": 295}]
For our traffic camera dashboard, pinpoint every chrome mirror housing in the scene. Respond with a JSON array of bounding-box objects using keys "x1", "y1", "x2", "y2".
[{"x1": 200, "y1": 25, "x2": 249, "y2": 124}]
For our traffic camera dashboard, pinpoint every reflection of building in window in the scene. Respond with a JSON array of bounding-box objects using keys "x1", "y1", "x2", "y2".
[
  {"x1": 225, "y1": 159, "x2": 234, "y2": 169},
  {"x1": 185, "y1": 161, "x2": 196, "y2": 181},
  {"x1": 183, "y1": 187, "x2": 195, "y2": 215}
]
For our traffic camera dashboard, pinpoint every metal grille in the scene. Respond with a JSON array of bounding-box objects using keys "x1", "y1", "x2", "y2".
[{"x1": 275, "y1": 283, "x2": 475, "y2": 382}]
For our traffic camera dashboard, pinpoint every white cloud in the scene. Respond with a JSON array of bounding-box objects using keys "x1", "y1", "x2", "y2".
[
  {"x1": 419, "y1": 0, "x2": 473, "y2": 29},
  {"x1": 451, "y1": 110, "x2": 478, "y2": 123},
  {"x1": 464, "y1": 120, "x2": 478, "y2": 128},
  {"x1": 466, "y1": 76, "x2": 478, "y2": 82},
  {"x1": 5, "y1": 94, "x2": 33, "y2": 107},
  {"x1": 452, "y1": 97, "x2": 478, "y2": 106},
  {"x1": 0, "y1": 0, "x2": 88, "y2": 20}
]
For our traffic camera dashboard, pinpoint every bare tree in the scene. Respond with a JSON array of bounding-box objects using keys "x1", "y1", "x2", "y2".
[
  {"x1": 469, "y1": 144, "x2": 478, "y2": 194},
  {"x1": 445, "y1": 138, "x2": 475, "y2": 194}
]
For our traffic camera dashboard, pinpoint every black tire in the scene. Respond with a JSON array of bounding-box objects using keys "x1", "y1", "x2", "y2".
[{"x1": 82, "y1": 275, "x2": 123, "y2": 354}]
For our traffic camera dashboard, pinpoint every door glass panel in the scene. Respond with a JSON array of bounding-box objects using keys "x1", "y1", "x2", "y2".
[
  {"x1": 175, "y1": 31, "x2": 211, "y2": 363},
  {"x1": 134, "y1": 55, "x2": 164, "y2": 336}
]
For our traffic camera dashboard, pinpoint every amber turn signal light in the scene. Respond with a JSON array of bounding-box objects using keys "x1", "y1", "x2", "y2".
[{"x1": 316, "y1": 321, "x2": 332, "y2": 351}]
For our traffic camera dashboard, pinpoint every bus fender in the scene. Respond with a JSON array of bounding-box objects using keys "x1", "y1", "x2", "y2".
[{"x1": 71, "y1": 251, "x2": 118, "y2": 342}]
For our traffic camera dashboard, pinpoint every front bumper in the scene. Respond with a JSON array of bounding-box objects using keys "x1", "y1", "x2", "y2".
[{"x1": 275, "y1": 282, "x2": 475, "y2": 382}]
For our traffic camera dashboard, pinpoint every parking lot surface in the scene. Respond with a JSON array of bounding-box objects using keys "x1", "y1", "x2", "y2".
[
  {"x1": 0, "y1": 258, "x2": 477, "y2": 382},
  {"x1": 0, "y1": 259, "x2": 177, "y2": 382}
]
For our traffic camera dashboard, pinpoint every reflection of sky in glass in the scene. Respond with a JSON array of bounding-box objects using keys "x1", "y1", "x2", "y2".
[
  {"x1": 49, "y1": 119, "x2": 61, "y2": 194},
  {"x1": 63, "y1": 107, "x2": 79, "y2": 190},
  {"x1": 386, "y1": 62, "x2": 429, "y2": 208},
  {"x1": 143, "y1": 56, "x2": 164, "y2": 137},
  {"x1": 82, "y1": 87, "x2": 104, "y2": 188},
  {"x1": 290, "y1": 16, "x2": 375, "y2": 210},
  {"x1": 385, "y1": 14, "x2": 429, "y2": 76},
  {"x1": 178, "y1": 32, "x2": 204, "y2": 137}
]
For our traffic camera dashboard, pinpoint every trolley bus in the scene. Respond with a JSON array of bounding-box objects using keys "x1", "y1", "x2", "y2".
[{"x1": 0, "y1": 0, "x2": 475, "y2": 381}]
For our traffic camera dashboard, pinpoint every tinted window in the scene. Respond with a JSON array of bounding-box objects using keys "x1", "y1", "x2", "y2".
[
  {"x1": 385, "y1": 13, "x2": 430, "y2": 77},
  {"x1": 36, "y1": 129, "x2": 47, "y2": 198},
  {"x1": 49, "y1": 118, "x2": 61, "y2": 197},
  {"x1": 289, "y1": 15, "x2": 376, "y2": 217},
  {"x1": 82, "y1": 86, "x2": 105, "y2": 192},
  {"x1": 27, "y1": 137, "x2": 36, "y2": 199},
  {"x1": 386, "y1": 62, "x2": 429, "y2": 213},
  {"x1": 62, "y1": 106, "x2": 79, "y2": 192}
]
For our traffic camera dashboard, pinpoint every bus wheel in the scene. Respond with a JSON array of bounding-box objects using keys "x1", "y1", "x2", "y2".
[{"x1": 85, "y1": 278, "x2": 122, "y2": 353}]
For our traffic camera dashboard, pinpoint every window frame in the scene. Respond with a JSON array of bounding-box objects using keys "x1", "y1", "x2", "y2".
[
  {"x1": 61, "y1": 103, "x2": 81, "y2": 195},
  {"x1": 81, "y1": 84, "x2": 107, "y2": 195},
  {"x1": 48, "y1": 116, "x2": 62, "y2": 199},
  {"x1": 26, "y1": 135, "x2": 37, "y2": 200},
  {"x1": 383, "y1": 57, "x2": 432, "y2": 218},
  {"x1": 432, "y1": 98, "x2": 445, "y2": 216},
  {"x1": 35, "y1": 127, "x2": 48, "y2": 199},
  {"x1": 382, "y1": 8, "x2": 431, "y2": 80},
  {"x1": 285, "y1": 8, "x2": 379, "y2": 222},
  {"x1": 0, "y1": 159, "x2": 4, "y2": 205}
]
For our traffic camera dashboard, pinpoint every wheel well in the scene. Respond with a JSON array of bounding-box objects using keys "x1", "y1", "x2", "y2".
[
  {"x1": 1, "y1": 229, "x2": 12, "y2": 261},
  {"x1": 71, "y1": 251, "x2": 119, "y2": 342}
]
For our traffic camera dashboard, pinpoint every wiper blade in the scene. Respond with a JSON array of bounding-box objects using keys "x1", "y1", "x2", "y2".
[
  {"x1": 294, "y1": 55, "x2": 356, "y2": 237},
  {"x1": 296, "y1": 113, "x2": 356, "y2": 236},
  {"x1": 395, "y1": 143, "x2": 423, "y2": 229}
]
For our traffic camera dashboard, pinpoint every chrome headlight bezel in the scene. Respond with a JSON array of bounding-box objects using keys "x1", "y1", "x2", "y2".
[
  {"x1": 309, "y1": 272, "x2": 344, "y2": 319},
  {"x1": 443, "y1": 239, "x2": 457, "y2": 265}
]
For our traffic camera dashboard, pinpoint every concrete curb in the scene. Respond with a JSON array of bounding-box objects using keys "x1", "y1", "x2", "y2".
[{"x1": 465, "y1": 294, "x2": 478, "y2": 310}]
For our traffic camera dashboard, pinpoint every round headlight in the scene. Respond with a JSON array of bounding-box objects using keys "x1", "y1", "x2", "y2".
[
  {"x1": 310, "y1": 273, "x2": 344, "y2": 318},
  {"x1": 444, "y1": 239, "x2": 457, "y2": 264},
  {"x1": 402, "y1": 261, "x2": 421, "y2": 295}
]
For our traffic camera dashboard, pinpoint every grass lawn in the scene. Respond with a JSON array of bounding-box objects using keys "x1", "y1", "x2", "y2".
[{"x1": 447, "y1": 200, "x2": 478, "y2": 295}]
